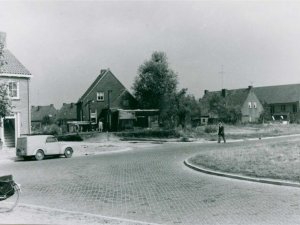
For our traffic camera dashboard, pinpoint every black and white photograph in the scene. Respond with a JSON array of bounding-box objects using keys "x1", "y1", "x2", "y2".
[{"x1": 1, "y1": 1, "x2": 300, "y2": 224}]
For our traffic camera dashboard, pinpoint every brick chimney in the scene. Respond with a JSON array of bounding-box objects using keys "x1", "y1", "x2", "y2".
[{"x1": 204, "y1": 90, "x2": 209, "y2": 95}]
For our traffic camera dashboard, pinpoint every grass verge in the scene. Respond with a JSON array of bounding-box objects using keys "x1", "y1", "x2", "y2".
[{"x1": 189, "y1": 136, "x2": 300, "y2": 183}]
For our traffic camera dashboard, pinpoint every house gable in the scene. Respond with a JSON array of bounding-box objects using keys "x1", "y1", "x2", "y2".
[
  {"x1": 241, "y1": 90, "x2": 264, "y2": 122},
  {"x1": 77, "y1": 69, "x2": 137, "y2": 122}
]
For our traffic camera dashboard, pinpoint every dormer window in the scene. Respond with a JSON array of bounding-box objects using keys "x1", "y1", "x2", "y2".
[
  {"x1": 248, "y1": 102, "x2": 252, "y2": 108},
  {"x1": 96, "y1": 92, "x2": 104, "y2": 101},
  {"x1": 253, "y1": 102, "x2": 257, "y2": 109},
  {"x1": 8, "y1": 81, "x2": 19, "y2": 99}
]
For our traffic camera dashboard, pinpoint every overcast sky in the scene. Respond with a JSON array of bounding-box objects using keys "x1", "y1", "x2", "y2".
[{"x1": 1, "y1": 1, "x2": 300, "y2": 108}]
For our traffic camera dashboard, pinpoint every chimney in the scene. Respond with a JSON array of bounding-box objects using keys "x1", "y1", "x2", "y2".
[
  {"x1": 221, "y1": 89, "x2": 227, "y2": 97},
  {"x1": 248, "y1": 85, "x2": 253, "y2": 90},
  {"x1": 100, "y1": 69, "x2": 106, "y2": 74},
  {"x1": 0, "y1": 32, "x2": 6, "y2": 48},
  {"x1": 204, "y1": 90, "x2": 209, "y2": 95},
  {"x1": 50, "y1": 104, "x2": 54, "y2": 107}
]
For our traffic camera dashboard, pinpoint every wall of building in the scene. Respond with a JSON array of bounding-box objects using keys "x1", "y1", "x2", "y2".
[
  {"x1": 80, "y1": 71, "x2": 136, "y2": 123},
  {"x1": 270, "y1": 102, "x2": 299, "y2": 114},
  {"x1": 0, "y1": 77, "x2": 30, "y2": 135},
  {"x1": 241, "y1": 91, "x2": 264, "y2": 123}
]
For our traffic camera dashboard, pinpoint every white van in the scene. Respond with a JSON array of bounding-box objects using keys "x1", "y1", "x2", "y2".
[{"x1": 16, "y1": 135, "x2": 73, "y2": 160}]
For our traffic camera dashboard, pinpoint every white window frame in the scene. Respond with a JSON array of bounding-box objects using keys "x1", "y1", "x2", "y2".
[
  {"x1": 7, "y1": 81, "x2": 19, "y2": 99},
  {"x1": 248, "y1": 102, "x2": 252, "y2": 108},
  {"x1": 253, "y1": 102, "x2": 257, "y2": 109},
  {"x1": 96, "y1": 92, "x2": 104, "y2": 102}
]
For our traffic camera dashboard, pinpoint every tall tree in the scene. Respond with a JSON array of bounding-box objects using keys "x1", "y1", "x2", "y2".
[{"x1": 133, "y1": 51, "x2": 178, "y2": 127}]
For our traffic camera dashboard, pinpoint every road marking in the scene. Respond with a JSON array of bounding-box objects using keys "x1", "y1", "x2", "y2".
[{"x1": 17, "y1": 202, "x2": 161, "y2": 225}]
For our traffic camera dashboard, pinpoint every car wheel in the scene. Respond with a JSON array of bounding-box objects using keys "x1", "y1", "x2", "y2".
[
  {"x1": 64, "y1": 147, "x2": 73, "y2": 158},
  {"x1": 35, "y1": 150, "x2": 44, "y2": 161}
]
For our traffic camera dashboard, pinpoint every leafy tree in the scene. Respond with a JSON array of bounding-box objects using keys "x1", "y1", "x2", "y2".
[
  {"x1": 133, "y1": 51, "x2": 178, "y2": 127},
  {"x1": 206, "y1": 93, "x2": 241, "y2": 124},
  {"x1": 0, "y1": 83, "x2": 12, "y2": 118},
  {"x1": 175, "y1": 88, "x2": 201, "y2": 128},
  {"x1": 0, "y1": 43, "x2": 12, "y2": 118}
]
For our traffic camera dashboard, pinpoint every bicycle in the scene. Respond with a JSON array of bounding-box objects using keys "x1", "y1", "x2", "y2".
[{"x1": 0, "y1": 175, "x2": 21, "y2": 212}]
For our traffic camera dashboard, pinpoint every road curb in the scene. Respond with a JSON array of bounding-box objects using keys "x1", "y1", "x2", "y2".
[{"x1": 184, "y1": 159, "x2": 300, "y2": 188}]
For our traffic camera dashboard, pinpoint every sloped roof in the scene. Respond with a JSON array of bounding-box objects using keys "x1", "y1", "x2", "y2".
[
  {"x1": 253, "y1": 83, "x2": 300, "y2": 104},
  {"x1": 0, "y1": 49, "x2": 31, "y2": 75},
  {"x1": 77, "y1": 69, "x2": 108, "y2": 102},
  {"x1": 200, "y1": 88, "x2": 250, "y2": 115},
  {"x1": 31, "y1": 105, "x2": 57, "y2": 122},
  {"x1": 57, "y1": 103, "x2": 77, "y2": 120},
  {"x1": 200, "y1": 83, "x2": 300, "y2": 116}
]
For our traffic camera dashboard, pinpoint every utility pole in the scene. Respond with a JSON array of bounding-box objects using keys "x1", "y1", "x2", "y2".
[{"x1": 107, "y1": 90, "x2": 112, "y2": 131}]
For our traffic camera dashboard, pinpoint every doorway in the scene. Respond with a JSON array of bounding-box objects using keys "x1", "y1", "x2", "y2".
[{"x1": 4, "y1": 118, "x2": 15, "y2": 147}]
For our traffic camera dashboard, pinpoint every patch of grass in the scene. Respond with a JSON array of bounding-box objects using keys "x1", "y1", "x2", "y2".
[{"x1": 189, "y1": 136, "x2": 300, "y2": 182}]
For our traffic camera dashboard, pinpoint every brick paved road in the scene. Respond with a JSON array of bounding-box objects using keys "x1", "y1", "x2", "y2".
[{"x1": 1, "y1": 138, "x2": 300, "y2": 224}]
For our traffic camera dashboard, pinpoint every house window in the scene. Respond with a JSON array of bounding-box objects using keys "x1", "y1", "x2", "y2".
[
  {"x1": 8, "y1": 81, "x2": 19, "y2": 99},
  {"x1": 281, "y1": 105, "x2": 286, "y2": 112},
  {"x1": 123, "y1": 100, "x2": 129, "y2": 107},
  {"x1": 293, "y1": 104, "x2": 298, "y2": 113},
  {"x1": 248, "y1": 102, "x2": 252, "y2": 108},
  {"x1": 253, "y1": 102, "x2": 257, "y2": 109},
  {"x1": 270, "y1": 105, "x2": 275, "y2": 114},
  {"x1": 96, "y1": 92, "x2": 104, "y2": 101}
]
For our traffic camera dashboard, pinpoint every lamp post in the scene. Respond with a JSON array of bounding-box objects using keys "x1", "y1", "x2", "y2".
[{"x1": 86, "y1": 100, "x2": 94, "y2": 131}]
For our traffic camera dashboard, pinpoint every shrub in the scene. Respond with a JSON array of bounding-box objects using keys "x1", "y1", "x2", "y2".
[
  {"x1": 204, "y1": 125, "x2": 217, "y2": 133},
  {"x1": 42, "y1": 124, "x2": 62, "y2": 135},
  {"x1": 115, "y1": 129, "x2": 180, "y2": 138},
  {"x1": 57, "y1": 134, "x2": 83, "y2": 142}
]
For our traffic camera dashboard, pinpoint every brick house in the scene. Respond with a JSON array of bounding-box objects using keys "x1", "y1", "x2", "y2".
[
  {"x1": 254, "y1": 83, "x2": 300, "y2": 122},
  {"x1": 56, "y1": 103, "x2": 77, "y2": 133},
  {"x1": 200, "y1": 86, "x2": 264, "y2": 124},
  {"x1": 77, "y1": 69, "x2": 138, "y2": 131},
  {"x1": 31, "y1": 104, "x2": 57, "y2": 133},
  {"x1": 0, "y1": 32, "x2": 32, "y2": 147},
  {"x1": 200, "y1": 83, "x2": 300, "y2": 124}
]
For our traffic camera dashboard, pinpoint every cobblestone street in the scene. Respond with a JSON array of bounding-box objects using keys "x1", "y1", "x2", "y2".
[{"x1": 1, "y1": 139, "x2": 300, "y2": 224}]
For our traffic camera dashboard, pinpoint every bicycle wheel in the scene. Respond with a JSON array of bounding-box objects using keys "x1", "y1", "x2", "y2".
[{"x1": 0, "y1": 184, "x2": 20, "y2": 213}]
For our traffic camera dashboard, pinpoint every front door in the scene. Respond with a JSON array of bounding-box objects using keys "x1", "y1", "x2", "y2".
[{"x1": 4, "y1": 118, "x2": 15, "y2": 147}]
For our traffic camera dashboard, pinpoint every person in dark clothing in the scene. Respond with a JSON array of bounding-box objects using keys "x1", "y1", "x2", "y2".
[{"x1": 218, "y1": 122, "x2": 226, "y2": 143}]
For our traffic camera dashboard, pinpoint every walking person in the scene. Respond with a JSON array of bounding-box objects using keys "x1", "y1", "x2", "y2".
[{"x1": 218, "y1": 122, "x2": 226, "y2": 143}]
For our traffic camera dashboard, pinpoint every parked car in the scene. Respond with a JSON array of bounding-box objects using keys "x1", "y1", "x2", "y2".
[{"x1": 16, "y1": 135, "x2": 73, "y2": 161}]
